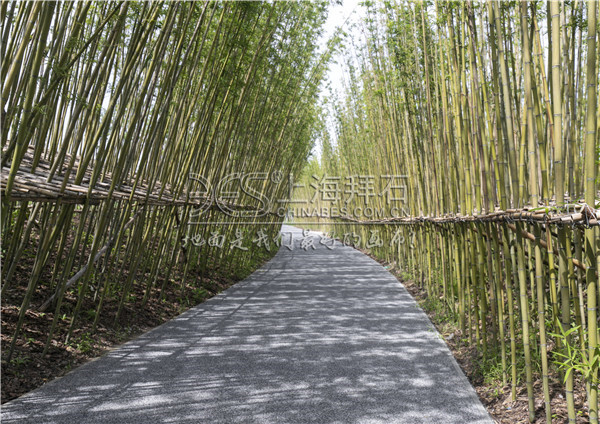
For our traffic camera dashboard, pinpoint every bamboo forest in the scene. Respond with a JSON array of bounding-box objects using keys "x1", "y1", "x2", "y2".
[{"x1": 1, "y1": 1, "x2": 599, "y2": 424}]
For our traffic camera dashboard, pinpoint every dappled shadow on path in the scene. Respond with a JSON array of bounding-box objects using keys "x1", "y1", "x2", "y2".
[{"x1": 1, "y1": 226, "x2": 491, "y2": 424}]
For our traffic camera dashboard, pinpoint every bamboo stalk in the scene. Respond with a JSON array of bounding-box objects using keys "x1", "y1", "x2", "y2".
[{"x1": 584, "y1": 1, "x2": 598, "y2": 421}]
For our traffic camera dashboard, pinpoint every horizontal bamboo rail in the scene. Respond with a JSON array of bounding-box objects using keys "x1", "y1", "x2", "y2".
[
  {"x1": 313, "y1": 203, "x2": 600, "y2": 227},
  {"x1": 1, "y1": 147, "x2": 276, "y2": 215}
]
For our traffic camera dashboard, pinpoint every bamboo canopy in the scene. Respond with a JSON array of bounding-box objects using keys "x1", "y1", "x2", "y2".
[
  {"x1": 1, "y1": 1, "x2": 332, "y2": 365},
  {"x1": 298, "y1": 1, "x2": 599, "y2": 423}
]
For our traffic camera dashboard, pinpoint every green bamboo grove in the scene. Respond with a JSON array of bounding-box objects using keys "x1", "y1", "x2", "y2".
[
  {"x1": 1, "y1": 1, "x2": 331, "y2": 363},
  {"x1": 304, "y1": 1, "x2": 599, "y2": 423}
]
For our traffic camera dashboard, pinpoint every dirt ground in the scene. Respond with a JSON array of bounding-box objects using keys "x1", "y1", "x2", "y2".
[{"x1": 1, "y1": 253, "x2": 269, "y2": 404}]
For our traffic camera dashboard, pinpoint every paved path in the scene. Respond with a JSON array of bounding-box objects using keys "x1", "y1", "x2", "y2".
[{"x1": 2, "y1": 226, "x2": 492, "y2": 424}]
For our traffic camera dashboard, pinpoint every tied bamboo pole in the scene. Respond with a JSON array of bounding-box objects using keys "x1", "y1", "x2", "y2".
[{"x1": 584, "y1": 1, "x2": 598, "y2": 421}]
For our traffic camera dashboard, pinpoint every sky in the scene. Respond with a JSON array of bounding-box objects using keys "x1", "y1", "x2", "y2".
[
  {"x1": 322, "y1": 0, "x2": 363, "y2": 95},
  {"x1": 312, "y1": 0, "x2": 365, "y2": 162}
]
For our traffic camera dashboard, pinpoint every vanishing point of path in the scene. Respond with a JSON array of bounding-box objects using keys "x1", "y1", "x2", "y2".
[{"x1": 2, "y1": 226, "x2": 492, "y2": 424}]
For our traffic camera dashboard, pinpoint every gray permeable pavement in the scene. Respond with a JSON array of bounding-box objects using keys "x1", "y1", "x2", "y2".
[{"x1": 1, "y1": 225, "x2": 493, "y2": 424}]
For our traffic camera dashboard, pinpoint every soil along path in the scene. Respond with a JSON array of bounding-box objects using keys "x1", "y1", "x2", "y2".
[{"x1": 1, "y1": 226, "x2": 492, "y2": 424}]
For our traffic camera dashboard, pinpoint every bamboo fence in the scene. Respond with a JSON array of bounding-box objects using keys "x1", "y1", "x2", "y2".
[{"x1": 307, "y1": 1, "x2": 599, "y2": 423}]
